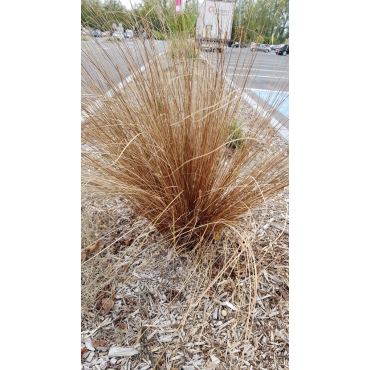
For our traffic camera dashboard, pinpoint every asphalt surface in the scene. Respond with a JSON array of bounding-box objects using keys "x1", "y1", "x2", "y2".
[
  {"x1": 201, "y1": 47, "x2": 289, "y2": 127},
  {"x1": 223, "y1": 47, "x2": 289, "y2": 92},
  {"x1": 82, "y1": 39, "x2": 289, "y2": 126},
  {"x1": 81, "y1": 38, "x2": 166, "y2": 96}
]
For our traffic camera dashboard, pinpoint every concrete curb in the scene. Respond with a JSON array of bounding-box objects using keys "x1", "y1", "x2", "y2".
[
  {"x1": 238, "y1": 86, "x2": 289, "y2": 143},
  {"x1": 227, "y1": 76, "x2": 289, "y2": 144}
]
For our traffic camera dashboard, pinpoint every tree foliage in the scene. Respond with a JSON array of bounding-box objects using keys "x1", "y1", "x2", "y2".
[
  {"x1": 233, "y1": 0, "x2": 289, "y2": 43},
  {"x1": 81, "y1": 0, "x2": 288, "y2": 43}
]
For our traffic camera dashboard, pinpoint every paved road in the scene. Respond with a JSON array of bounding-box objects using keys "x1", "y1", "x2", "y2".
[
  {"x1": 224, "y1": 47, "x2": 289, "y2": 92},
  {"x1": 81, "y1": 38, "x2": 166, "y2": 96},
  {"x1": 228, "y1": 48, "x2": 289, "y2": 124},
  {"x1": 82, "y1": 40, "x2": 289, "y2": 126},
  {"x1": 202, "y1": 47, "x2": 289, "y2": 125}
]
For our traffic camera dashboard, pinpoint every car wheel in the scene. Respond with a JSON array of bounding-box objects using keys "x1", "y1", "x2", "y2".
[{"x1": 283, "y1": 51, "x2": 287, "y2": 56}]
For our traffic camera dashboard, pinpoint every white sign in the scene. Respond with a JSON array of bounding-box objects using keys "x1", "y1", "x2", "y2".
[{"x1": 196, "y1": 1, "x2": 235, "y2": 39}]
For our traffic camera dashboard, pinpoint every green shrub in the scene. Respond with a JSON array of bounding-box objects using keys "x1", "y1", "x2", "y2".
[
  {"x1": 154, "y1": 30, "x2": 165, "y2": 40},
  {"x1": 227, "y1": 119, "x2": 246, "y2": 150},
  {"x1": 255, "y1": 35, "x2": 264, "y2": 44}
]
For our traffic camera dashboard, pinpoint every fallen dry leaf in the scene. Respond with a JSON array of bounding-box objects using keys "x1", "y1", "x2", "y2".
[
  {"x1": 279, "y1": 287, "x2": 289, "y2": 301},
  {"x1": 211, "y1": 266, "x2": 219, "y2": 278},
  {"x1": 81, "y1": 348, "x2": 88, "y2": 359},
  {"x1": 123, "y1": 296, "x2": 138, "y2": 305},
  {"x1": 93, "y1": 339, "x2": 109, "y2": 348},
  {"x1": 85, "y1": 239, "x2": 105, "y2": 254},
  {"x1": 124, "y1": 238, "x2": 133, "y2": 246},
  {"x1": 96, "y1": 290, "x2": 105, "y2": 301},
  {"x1": 118, "y1": 322, "x2": 126, "y2": 330},
  {"x1": 110, "y1": 243, "x2": 122, "y2": 254},
  {"x1": 239, "y1": 263, "x2": 246, "y2": 273},
  {"x1": 96, "y1": 219, "x2": 106, "y2": 228},
  {"x1": 102, "y1": 297, "x2": 114, "y2": 315},
  {"x1": 81, "y1": 254, "x2": 87, "y2": 262}
]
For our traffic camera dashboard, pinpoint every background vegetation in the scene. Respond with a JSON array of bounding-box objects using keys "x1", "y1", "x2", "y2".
[{"x1": 82, "y1": 0, "x2": 289, "y2": 44}]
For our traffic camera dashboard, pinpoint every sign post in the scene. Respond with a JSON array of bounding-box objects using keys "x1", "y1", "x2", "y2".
[{"x1": 176, "y1": 0, "x2": 182, "y2": 15}]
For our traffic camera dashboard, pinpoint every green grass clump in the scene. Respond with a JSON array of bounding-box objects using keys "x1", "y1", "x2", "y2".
[
  {"x1": 153, "y1": 30, "x2": 165, "y2": 40},
  {"x1": 227, "y1": 119, "x2": 246, "y2": 150}
]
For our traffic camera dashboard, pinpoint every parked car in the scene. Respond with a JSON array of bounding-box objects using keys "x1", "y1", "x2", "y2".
[
  {"x1": 125, "y1": 30, "x2": 134, "y2": 39},
  {"x1": 275, "y1": 44, "x2": 283, "y2": 54},
  {"x1": 112, "y1": 31, "x2": 125, "y2": 39},
  {"x1": 276, "y1": 44, "x2": 289, "y2": 56},
  {"x1": 251, "y1": 43, "x2": 270, "y2": 53},
  {"x1": 270, "y1": 45, "x2": 276, "y2": 51},
  {"x1": 241, "y1": 43, "x2": 248, "y2": 48},
  {"x1": 228, "y1": 40, "x2": 239, "y2": 48},
  {"x1": 102, "y1": 31, "x2": 111, "y2": 37},
  {"x1": 93, "y1": 30, "x2": 103, "y2": 38}
]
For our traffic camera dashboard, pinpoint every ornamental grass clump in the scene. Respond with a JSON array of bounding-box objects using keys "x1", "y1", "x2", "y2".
[
  {"x1": 81, "y1": 3, "x2": 288, "y2": 247},
  {"x1": 227, "y1": 118, "x2": 246, "y2": 150}
]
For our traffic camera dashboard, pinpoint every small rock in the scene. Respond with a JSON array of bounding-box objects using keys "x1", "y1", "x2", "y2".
[
  {"x1": 108, "y1": 347, "x2": 138, "y2": 358},
  {"x1": 221, "y1": 310, "x2": 227, "y2": 317},
  {"x1": 109, "y1": 358, "x2": 117, "y2": 365}
]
